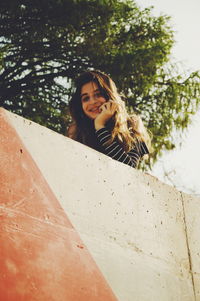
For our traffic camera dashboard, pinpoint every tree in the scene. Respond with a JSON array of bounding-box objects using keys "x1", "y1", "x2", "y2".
[{"x1": 0, "y1": 0, "x2": 200, "y2": 166}]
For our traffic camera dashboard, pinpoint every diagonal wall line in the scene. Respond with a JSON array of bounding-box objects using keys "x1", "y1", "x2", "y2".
[
  {"x1": 180, "y1": 191, "x2": 196, "y2": 301},
  {"x1": 0, "y1": 108, "x2": 119, "y2": 301}
]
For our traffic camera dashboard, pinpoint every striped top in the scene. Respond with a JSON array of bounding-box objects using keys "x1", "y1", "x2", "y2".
[{"x1": 95, "y1": 127, "x2": 149, "y2": 168}]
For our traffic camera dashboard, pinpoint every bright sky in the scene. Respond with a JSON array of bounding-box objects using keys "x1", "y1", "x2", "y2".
[{"x1": 136, "y1": 0, "x2": 200, "y2": 195}]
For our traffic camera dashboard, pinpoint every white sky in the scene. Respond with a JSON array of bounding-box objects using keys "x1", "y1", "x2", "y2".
[{"x1": 136, "y1": 0, "x2": 200, "y2": 195}]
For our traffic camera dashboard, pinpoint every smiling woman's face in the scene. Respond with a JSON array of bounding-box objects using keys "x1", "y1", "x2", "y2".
[{"x1": 81, "y1": 81, "x2": 106, "y2": 120}]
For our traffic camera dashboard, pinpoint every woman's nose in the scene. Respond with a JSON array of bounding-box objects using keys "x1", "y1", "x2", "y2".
[{"x1": 89, "y1": 95, "x2": 98, "y2": 104}]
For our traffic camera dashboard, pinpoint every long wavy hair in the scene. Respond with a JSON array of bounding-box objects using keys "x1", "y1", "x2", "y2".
[{"x1": 68, "y1": 70, "x2": 151, "y2": 152}]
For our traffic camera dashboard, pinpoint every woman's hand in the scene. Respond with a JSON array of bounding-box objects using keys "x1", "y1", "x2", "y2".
[{"x1": 94, "y1": 101, "x2": 118, "y2": 130}]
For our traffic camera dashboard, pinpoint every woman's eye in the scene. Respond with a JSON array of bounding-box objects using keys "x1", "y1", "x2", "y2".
[
  {"x1": 94, "y1": 92, "x2": 102, "y2": 98},
  {"x1": 82, "y1": 96, "x2": 89, "y2": 102}
]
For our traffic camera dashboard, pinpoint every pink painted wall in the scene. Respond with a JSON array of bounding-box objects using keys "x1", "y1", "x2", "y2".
[{"x1": 0, "y1": 109, "x2": 118, "y2": 301}]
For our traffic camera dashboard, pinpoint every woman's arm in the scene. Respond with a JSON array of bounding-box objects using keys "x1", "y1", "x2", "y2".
[{"x1": 95, "y1": 127, "x2": 148, "y2": 168}]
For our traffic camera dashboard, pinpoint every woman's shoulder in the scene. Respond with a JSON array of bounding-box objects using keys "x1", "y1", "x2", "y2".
[
  {"x1": 129, "y1": 114, "x2": 142, "y2": 130},
  {"x1": 66, "y1": 123, "x2": 77, "y2": 138},
  {"x1": 128, "y1": 115, "x2": 152, "y2": 153}
]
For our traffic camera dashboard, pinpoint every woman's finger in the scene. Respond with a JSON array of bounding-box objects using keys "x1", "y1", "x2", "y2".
[
  {"x1": 106, "y1": 101, "x2": 115, "y2": 111},
  {"x1": 110, "y1": 102, "x2": 118, "y2": 113},
  {"x1": 100, "y1": 101, "x2": 118, "y2": 114},
  {"x1": 100, "y1": 103, "x2": 107, "y2": 111}
]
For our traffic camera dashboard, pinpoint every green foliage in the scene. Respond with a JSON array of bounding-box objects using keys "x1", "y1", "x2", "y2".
[{"x1": 0, "y1": 0, "x2": 200, "y2": 167}]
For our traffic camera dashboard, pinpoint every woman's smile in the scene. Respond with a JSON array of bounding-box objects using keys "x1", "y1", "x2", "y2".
[{"x1": 89, "y1": 106, "x2": 101, "y2": 113}]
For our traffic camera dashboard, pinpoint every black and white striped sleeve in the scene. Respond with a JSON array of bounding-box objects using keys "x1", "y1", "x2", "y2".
[{"x1": 95, "y1": 128, "x2": 149, "y2": 168}]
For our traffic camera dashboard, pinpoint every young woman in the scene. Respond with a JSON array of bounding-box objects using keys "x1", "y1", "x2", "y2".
[{"x1": 67, "y1": 70, "x2": 151, "y2": 168}]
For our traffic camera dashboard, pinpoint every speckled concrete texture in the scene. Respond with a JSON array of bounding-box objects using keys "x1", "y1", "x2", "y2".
[{"x1": 2, "y1": 108, "x2": 200, "y2": 301}]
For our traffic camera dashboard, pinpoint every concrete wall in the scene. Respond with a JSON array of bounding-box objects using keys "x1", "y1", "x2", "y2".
[{"x1": 1, "y1": 108, "x2": 200, "y2": 301}]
